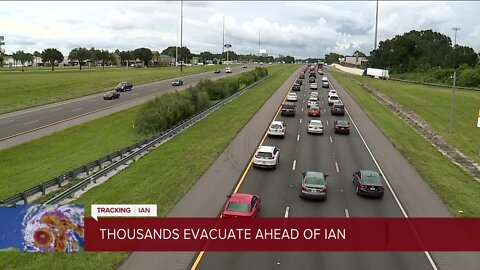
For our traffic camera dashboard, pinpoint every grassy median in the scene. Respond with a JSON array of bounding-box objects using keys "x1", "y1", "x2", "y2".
[
  {"x1": 0, "y1": 65, "x2": 224, "y2": 114},
  {"x1": 0, "y1": 64, "x2": 298, "y2": 270},
  {"x1": 329, "y1": 69, "x2": 480, "y2": 217}
]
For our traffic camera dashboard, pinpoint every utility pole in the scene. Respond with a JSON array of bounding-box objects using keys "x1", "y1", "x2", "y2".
[
  {"x1": 222, "y1": 16, "x2": 225, "y2": 55},
  {"x1": 180, "y1": 0, "x2": 184, "y2": 72},
  {"x1": 374, "y1": 0, "x2": 379, "y2": 50},
  {"x1": 449, "y1": 27, "x2": 461, "y2": 133},
  {"x1": 258, "y1": 28, "x2": 261, "y2": 56},
  {"x1": 0, "y1": 36, "x2": 4, "y2": 68}
]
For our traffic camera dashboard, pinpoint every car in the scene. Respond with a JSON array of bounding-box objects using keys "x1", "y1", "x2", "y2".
[
  {"x1": 331, "y1": 103, "x2": 345, "y2": 116},
  {"x1": 259, "y1": 62, "x2": 264, "y2": 65},
  {"x1": 243, "y1": 65, "x2": 247, "y2": 68},
  {"x1": 281, "y1": 102, "x2": 296, "y2": 116},
  {"x1": 321, "y1": 76, "x2": 328, "y2": 82},
  {"x1": 296, "y1": 79, "x2": 303, "y2": 85},
  {"x1": 308, "y1": 105, "x2": 321, "y2": 117},
  {"x1": 115, "y1": 82, "x2": 133, "y2": 92},
  {"x1": 225, "y1": 67, "x2": 232, "y2": 73},
  {"x1": 310, "y1": 83, "x2": 318, "y2": 90},
  {"x1": 253, "y1": 146, "x2": 280, "y2": 169},
  {"x1": 267, "y1": 120, "x2": 286, "y2": 137},
  {"x1": 322, "y1": 81, "x2": 329, "y2": 88},
  {"x1": 103, "y1": 91, "x2": 120, "y2": 100},
  {"x1": 214, "y1": 69, "x2": 221, "y2": 74},
  {"x1": 309, "y1": 72, "x2": 316, "y2": 78},
  {"x1": 299, "y1": 171, "x2": 329, "y2": 200},
  {"x1": 353, "y1": 170, "x2": 385, "y2": 198},
  {"x1": 309, "y1": 77, "x2": 316, "y2": 83},
  {"x1": 307, "y1": 119, "x2": 324, "y2": 134},
  {"x1": 172, "y1": 79, "x2": 184, "y2": 86},
  {"x1": 328, "y1": 89, "x2": 338, "y2": 97},
  {"x1": 287, "y1": 92, "x2": 298, "y2": 102},
  {"x1": 334, "y1": 120, "x2": 350, "y2": 134},
  {"x1": 328, "y1": 94, "x2": 340, "y2": 105},
  {"x1": 318, "y1": 70, "x2": 324, "y2": 75},
  {"x1": 310, "y1": 91, "x2": 319, "y2": 97},
  {"x1": 291, "y1": 83, "x2": 301, "y2": 91},
  {"x1": 307, "y1": 97, "x2": 319, "y2": 107},
  {"x1": 221, "y1": 193, "x2": 261, "y2": 218},
  {"x1": 299, "y1": 74, "x2": 305, "y2": 79}
]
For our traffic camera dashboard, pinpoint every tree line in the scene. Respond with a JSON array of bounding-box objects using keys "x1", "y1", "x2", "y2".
[{"x1": 2, "y1": 46, "x2": 295, "y2": 72}]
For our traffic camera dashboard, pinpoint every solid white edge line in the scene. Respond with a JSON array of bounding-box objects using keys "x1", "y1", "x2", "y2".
[
  {"x1": 292, "y1": 160, "x2": 296, "y2": 171},
  {"x1": 23, "y1": 120, "x2": 39, "y2": 125},
  {"x1": 285, "y1": 206, "x2": 290, "y2": 218},
  {"x1": 72, "y1": 107, "x2": 83, "y2": 112},
  {"x1": 335, "y1": 162, "x2": 339, "y2": 173},
  {"x1": 345, "y1": 108, "x2": 438, "y2": 270},
  {"x1": 345, "y1": 209, "x2": 350, "y2": 218}
]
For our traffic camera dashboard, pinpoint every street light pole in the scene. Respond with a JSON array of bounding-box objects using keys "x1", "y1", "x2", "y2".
[
  {"x1": 449, "y1": 27, "x2": 460, "y2": 133},
  {"x1": 374, "y1": 0, "x2": 379, "y2": 50},
  {"x1": 180, "y1": 0, "x2": 184, "y2": 72}
]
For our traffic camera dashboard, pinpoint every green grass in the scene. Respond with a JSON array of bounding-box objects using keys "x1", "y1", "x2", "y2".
[
  {"x1": 0, "y1": 64, "x2": 297, "y2": 270},
  {"x1": 0, "y1": 65, "x2": 224, "y2": 114},
  {"x1": 341, "y1": 72, "x2": 480, "y2": 164},
  {"x1": 330, "y1": 69, "x2": 480, "y2": 217}
]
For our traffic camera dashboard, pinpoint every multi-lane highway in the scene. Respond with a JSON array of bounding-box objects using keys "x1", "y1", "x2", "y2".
[
  {"x1": 192, "y1": 68, "x2": 436, "y2": 270},
  {"x1": 0, "y1": 65, "x2": 256, "y2": 148}
]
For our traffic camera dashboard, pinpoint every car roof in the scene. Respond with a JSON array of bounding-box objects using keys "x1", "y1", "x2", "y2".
[
  {"x1": 336, "y1": 120, "x2": 349, "y2": 125},
  {"x1": 271, "y1": 120, "x2": 284, "y2": 125},
  {"x1": 360, "y1": 170, "x2": 380, "y2": 177},
  {"x1": 258, "y1": 145, "x2": 276, "y2": 152},
  {"x1": 305, "y1": 171, "x2": 325, "y2": 178},
  {"x1": 229, "y1": 193, "x2": 253, "y2": 202},
  {"x1": 310, "y1": 119, "x2": 323, "y2": 125},
  {"x1": 288, "y1": 92, "x2": 297, "y2": 95}
]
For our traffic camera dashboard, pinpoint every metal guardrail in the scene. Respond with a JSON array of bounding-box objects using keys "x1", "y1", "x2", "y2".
[
  {"x1": 388, "y1": 77, "x2": 480, "y2": 91},
  {"x1": 0, "y1": 68, "x2": 282, "y2": 206}
]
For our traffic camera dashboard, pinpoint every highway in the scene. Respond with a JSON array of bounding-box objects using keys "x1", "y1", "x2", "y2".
[
  {"x1": 0, "y1": 65, "x2": 256, "y2": 148},
  {"x1": 192, "y1": 68, "x2": 436, "y2": 270}
]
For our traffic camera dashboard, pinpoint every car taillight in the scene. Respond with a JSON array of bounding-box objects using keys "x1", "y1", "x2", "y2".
[
  {"x1": 268, "y1": 156, "x2": 275, "y2": 159},
  {"x1": 255, "y1": 154, "x2": 261, "y2": 158},
  {"x1": 308, "y1": 125, "x2": 313, "y2": 129},
  {"x1": 360, "y1": 184, "x2": 368, "y2": 190},
  {"x1": 378, "y1": 186, "x2": 384, "y2": 192}
]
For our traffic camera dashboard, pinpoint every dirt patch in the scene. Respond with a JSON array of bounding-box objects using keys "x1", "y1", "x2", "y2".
[{"x1": 350, "y1": 78, "x2": 480, "y2": 182}]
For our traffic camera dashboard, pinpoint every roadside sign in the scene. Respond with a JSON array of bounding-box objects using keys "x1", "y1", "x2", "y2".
[
  {"x1": 477, "y1": 117, "x2": 480, "y2": 128},
  {"x1": 478, "y1": 109, "x2": 480, "y2": 117}
]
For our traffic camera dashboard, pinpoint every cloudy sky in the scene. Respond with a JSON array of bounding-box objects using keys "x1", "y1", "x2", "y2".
[{"x1": 2, "y1": 1, "x2": 479, "y2": 59}]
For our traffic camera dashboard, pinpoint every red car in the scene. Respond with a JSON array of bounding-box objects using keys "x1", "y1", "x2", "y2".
[
  {"x1": 308, "y1": 106, "x2": 321, "y2": 117},
  {"x1": 221, "y1": 193, "x2": 260, "y2": 218}
]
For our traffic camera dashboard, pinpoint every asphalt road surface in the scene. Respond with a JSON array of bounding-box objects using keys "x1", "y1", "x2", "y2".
[
  {"x1": 0, "y1": 65, "x2": 256, "y2": 148},
  {"x1": 193, "y1": 69, "x2": 437, "y2": 270}
]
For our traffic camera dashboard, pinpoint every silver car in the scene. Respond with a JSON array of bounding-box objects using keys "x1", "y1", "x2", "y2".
[{"x1": 299, "y1": 171, "x2": 329, "y2": 200}]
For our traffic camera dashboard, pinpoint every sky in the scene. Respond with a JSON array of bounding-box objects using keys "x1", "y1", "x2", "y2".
[{"x1": 1, "y1": 1, "x2": 479, "y2": 59}]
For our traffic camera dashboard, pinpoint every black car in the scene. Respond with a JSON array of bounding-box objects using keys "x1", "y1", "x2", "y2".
[
  {"x1": 281, "y1": 102, "x2": 296, "y2": 116},
  {"x1": 103, "y1": 91, "x2": 120, "y2": 100},
  {"x1": 214, "y1": 70, "x2": 221, "y2": 74},
  {"x1": 243, "y1": 65, "x2": 247, "y2": 68},
  {"x1": 330, "y1": 103, "x2": 345, "y2": 116},
  {"x1": 116, "y1": 82, "x2": 133, "y2": 92},
  {"x1": 172, "y1": 79, "x2": 184, "y2": 86},
  {"x1": 353, "y1": 170, "x2": 384, "y2": 197},
  {"x1": 309, "y1": 77, "x2": 316, "y2": 83},
  {"x1": 296, "y1": 79, "x2": 303, "y2": 85},
  {"x1": 333, "y1": 120, "x2": 350, "y2": 134},
  {"x1": 299, "y1": 74, "x2": 305, "y2": 79},
  {"x1": 291, "y1": 83, "x2": 301, "y2": 91},
  {"x1": 309, "y1": 72, "x2": 316, "y2": 78}
]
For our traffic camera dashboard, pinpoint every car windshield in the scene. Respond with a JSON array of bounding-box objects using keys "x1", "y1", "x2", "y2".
[
  {"x1": 337, "y1": 120, "x2": 349, "y2": 126},
  {"x1": 288, "y1": 93, "x2": 296, "y2": 96},
  {"x1": 330, "y1": 96, "x2": 339, "y2": 100},
  {"x1": 270, "y1": 124, "x2": 282, "y2": 129},
  {"x1": 305, "y1": 173, "x2": 325, "y2": 185},
  {"x1": 257, "y1": 151, "x2": 273, "y2": 158},
  {"x1": 226, "y1": 202, "x2": 249, "y2": 212},
  {"x1": 310, "y1": 106, "x2": 319, "y2": 110},
  {"x1": 363, "y1": 174, "x2": 382, "y2": 185}
]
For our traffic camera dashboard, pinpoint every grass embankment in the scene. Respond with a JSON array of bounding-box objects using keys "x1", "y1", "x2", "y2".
[
  {"x1": 330, "y1": 69, "x2": 480, "y2": 217},
  {"x1": 0, "y1": 65, "x2": 222, "y2": 114},
  {"x1": 0, "y1": 64, "x2": 297, "y2": 270}
]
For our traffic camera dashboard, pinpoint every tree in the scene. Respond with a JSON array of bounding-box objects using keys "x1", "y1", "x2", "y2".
[
  {"x1": 353, "y1": 50, "x2": 366, "y2": 57},
  {"x1": 68, "y1": 47, "x2": 90, "y2": 70},
  {"x1": 445, "y1": 45, "x2": 478, "y2": 69},
  {"x1": 199, "y1": 51, "x2": 214, "y2": 64},
  {"x1": 33, "y1": 50, "x2": 41, "y2": 66},
  {"x1": 133, "y1": 48, "x2": 153, "y2": 67},
  {"x1": 11, "y1": 51, "x2": 33, "y2": 72},
  {"x1": 118, "y1": 50, "x2": 132, "y2": 67},
  {"x1": 161, "y1": 46, "x2": 191, "y2": 64},
  {"x1": 41, "y1": 48, "x2": 64, "y2": 71},
  {"x1": 324, "y1": 53, "x2": 343, "y2": 64}
]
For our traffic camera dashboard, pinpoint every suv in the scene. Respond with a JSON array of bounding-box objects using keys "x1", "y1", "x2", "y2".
[
  {"x1": 291, "y1": 83, "x2": 301, "y2": 91},
  {"x1": 331, "y1": 103, "x2": 345, "y2": 116},
  {"x1": 253, "y1": 146, "x2": 280, "y2": 169},
  {"x1": 225, "y1": 67, "x2": 232, "y2": 73},
  {"x1": 116, "y1": 82, "x2": 133, "y2": 92},
  {"x1": 281, "y1": 102, "x2": 296, "y2": 116}
]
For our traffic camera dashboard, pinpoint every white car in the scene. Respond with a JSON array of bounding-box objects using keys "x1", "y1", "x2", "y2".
[
  {"x1": 253, "y1": 146, "x2": 280, "y2": 169},
  {"x1": 226, "y1": 67, "x2": 232, "y2": 73},
  {"x1": 328, "y1": 90, "x2": 337, "y2": 97},
  {"x1": 321, "y1": 76, "x2": 328, "y2": 82},
  {"x1": 267, "y1": 121, "x2": 286, "y2": 137},
  {"x1": 310, "y1": 83, "x2": 318, "y2": 90},
  {"x1": 307, "y1": 120, "x2": 324, "y2": 134},
  {"x1": 286, "y1": 92, "x2": 298, "y2": 102},
  {"x1": 328, "y1": 94, "x2": 340, "y2": 105},
  {"x1": 310, "y1": 91, "x2": 319, "y2": 97},
  {"x1": 307, "y1": 97, "x2": 319, "y2": 108}
]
